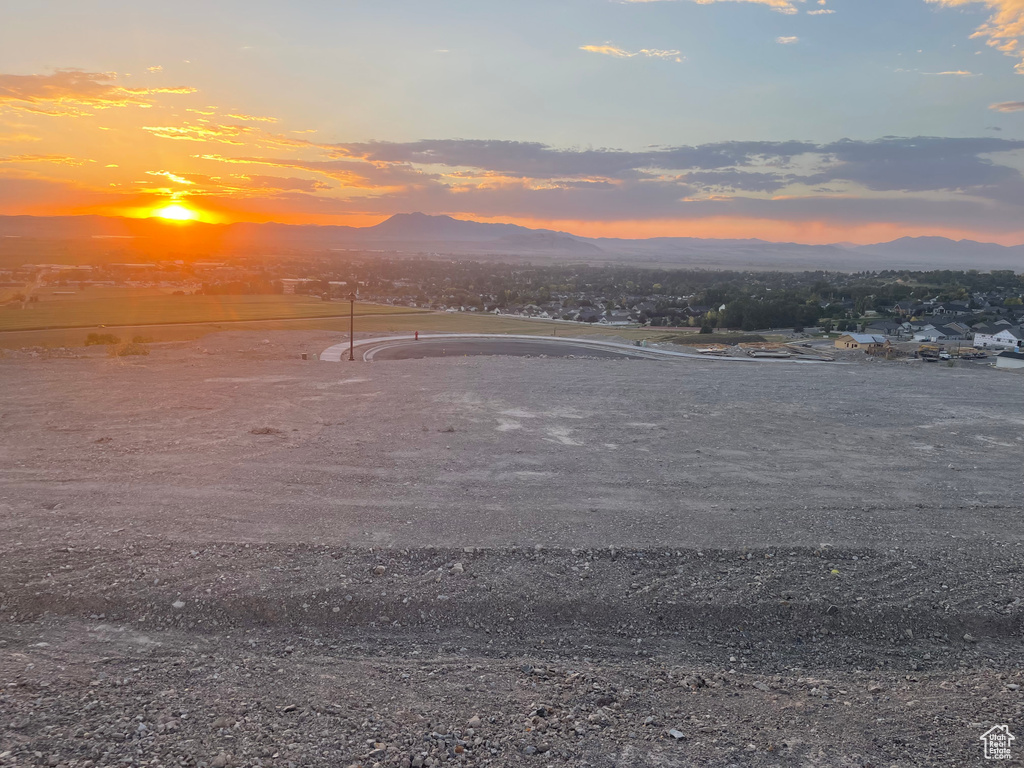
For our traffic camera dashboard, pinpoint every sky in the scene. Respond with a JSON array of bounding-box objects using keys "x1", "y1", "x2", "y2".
[{"x1": 1, "y1": 0, "x2": 1024, "y2": 244}]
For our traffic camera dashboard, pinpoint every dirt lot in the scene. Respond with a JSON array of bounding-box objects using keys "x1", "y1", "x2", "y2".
[{"x1": 1, "y1": 331, "x2": 1022, "y2": 767}]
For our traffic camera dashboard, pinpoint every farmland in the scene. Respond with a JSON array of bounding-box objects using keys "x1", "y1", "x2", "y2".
[
  {"x1": 0, "y1": 287, "x2": 728, "y2": 348},
  {"x1": 0, "y1": 289, "x2": 423, "y2": 333}
]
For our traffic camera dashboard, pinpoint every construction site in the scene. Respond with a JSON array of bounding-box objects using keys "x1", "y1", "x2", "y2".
[{"x1": 1, "y1": 329, "x2": 1022, "y2": 767}]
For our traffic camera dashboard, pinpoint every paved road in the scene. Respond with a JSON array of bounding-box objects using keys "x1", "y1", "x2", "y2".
[{"x1": 320, "y1": 333, "x2": 839, "y2": 364}]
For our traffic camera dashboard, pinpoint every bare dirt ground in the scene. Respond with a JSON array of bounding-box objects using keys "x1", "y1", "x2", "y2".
[{"x1": 1, "y1": 331, "x2": 1022, "y2": 767}]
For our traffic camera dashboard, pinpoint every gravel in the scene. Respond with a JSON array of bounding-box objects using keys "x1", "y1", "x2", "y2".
[{"x1": 1, "y1": 329, "x2": 1022, "y2": 767}]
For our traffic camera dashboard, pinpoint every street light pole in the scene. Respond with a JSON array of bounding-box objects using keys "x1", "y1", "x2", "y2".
[{"x1": 348, "y1": 292, "x2": 355, "y2": 361}]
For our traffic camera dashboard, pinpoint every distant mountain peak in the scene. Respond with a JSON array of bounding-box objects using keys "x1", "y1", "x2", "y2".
[
  {"x1": 385, "y1": 212, "x2": 452, "y2": 222},
  {"x1": 367, "y1": 212, "x2": 533, "y2": 241}
]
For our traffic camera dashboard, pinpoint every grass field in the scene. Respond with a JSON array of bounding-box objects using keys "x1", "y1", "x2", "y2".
[
  {"x1": 0, "y1": 302, "x2": 713, "y2": 349},
  {"x1": 0, "y1": 292, "x2": 423, "y2": 333}
]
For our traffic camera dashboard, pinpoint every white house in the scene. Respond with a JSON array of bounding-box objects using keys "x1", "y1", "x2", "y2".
[
  {"x1": 974, "y1": 326, "x2": 1024, "y2": 350},
  {"x1": 913, "y1": 325, "x2": 953, "y2": 342}
]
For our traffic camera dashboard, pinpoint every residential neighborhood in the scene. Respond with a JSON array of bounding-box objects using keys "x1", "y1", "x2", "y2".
[{"x1": 5, "y1": 258, "x2": 1023, "y2": 365}]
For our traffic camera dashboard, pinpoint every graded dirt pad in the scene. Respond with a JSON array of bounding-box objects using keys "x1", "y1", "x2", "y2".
[
  {"x1": 1, "y1": 331, "x2": 1022, "y2": 767},
  {"x1": 362, "y1": 338, "x2": 649, "y2": 361}
]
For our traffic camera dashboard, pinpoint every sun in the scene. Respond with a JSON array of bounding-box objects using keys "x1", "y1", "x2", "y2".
[{"x1": 151, "y1": 204, "x2": 199, "y2": 222}]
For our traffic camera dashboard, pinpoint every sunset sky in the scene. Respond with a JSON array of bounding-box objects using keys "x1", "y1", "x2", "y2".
[{"x1": 2, "y1": 0, "x2": 1024, "y2": 244}]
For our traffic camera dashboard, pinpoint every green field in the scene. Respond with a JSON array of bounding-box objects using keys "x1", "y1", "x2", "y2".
[
  {"x1": 0, "y1": 287, "x2": 727, "y2": 348},
  {"x1": 0, "y1": 300, "x2": 711, "y2": 349},
  {"x1": 0, "y1": 291, "x2": 423, "y2": 333}
]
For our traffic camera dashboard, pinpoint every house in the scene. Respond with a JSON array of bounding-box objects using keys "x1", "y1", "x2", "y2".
[
  {"x1": 943, "y1": 320, "x2": 972, "y2": 335},
  {"x1": 933, "y1": 322, "x2": 970, "y2": 340},
  {"x1": 912, "y1": 325, "x2": 946, "y2": 342},
  {"x1": 972, "y1": 320, "x2": 1012, "y2": 336},
  {"x1": 911, "y1": 322, "x2": 968, "y2": 342},
  {"x1": 280, "y1": 278, "x2": 318, "y2": 295},
  {"x1": 931, "y1": 302, "x2": 970, "y2": 315},
  {"x1": 835, "y1": 333, "x2": 887, "y2": 350},
  {"x1": 974, "y1": 325, "x2": 1024, "y2": 350},
  {"x1": 683, "y1": 304, "x2": 713, "y2": 318},
  {"x1": 892, "y1": 300, "x2": 924, "y2": 317},
  {"x1": 995, "y1": 351, "x2": 1024, "y2": 370},
  {"x1": 866, "y1": 320, "x2": 907, "y2": 337}
]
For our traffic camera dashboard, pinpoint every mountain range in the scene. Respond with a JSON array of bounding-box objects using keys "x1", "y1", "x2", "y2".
[{"x1": 1, "y1": 212, "x2": 1021, "y2": 272}]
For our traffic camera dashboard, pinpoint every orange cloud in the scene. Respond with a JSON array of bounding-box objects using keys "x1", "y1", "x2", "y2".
[
  {"x1": 196, "y1": 153, "x2": 436, "y2": 189},
  {"x1": 227, "y1": 113, "x2": 278, "y2": 122},
  {"x1": 580, "y1": 44, "x2": 684, "y2": 62},
  {"x1": 0, "y1": 131, "x2": 40, "y2": 142},
  {"x1": 142, "y1": 123, "x2": 256, "y2": 144},
  {"x1": 145, "y1": 170, "x2": 195, "y2": 185},
  {"x1": 140, "y1": 169, "x2": 332, "y2": 196},
  {"x1": 0, "y1": 153, "x2": 85, "y2": 165},
  {"x1": 926, "y1": 0, "x2": 1024, "y2": 73},
  {"x1": 0, "y1": 69, "x2": 196, "y2": 116}
]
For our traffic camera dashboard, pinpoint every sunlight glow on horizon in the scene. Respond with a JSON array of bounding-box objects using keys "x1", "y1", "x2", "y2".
[{"x1": 149, "y1": 204, "x2": 200, "y2": 222}]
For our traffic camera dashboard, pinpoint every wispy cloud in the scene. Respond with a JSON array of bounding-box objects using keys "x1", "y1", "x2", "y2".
[
  {"x1": 141, "y1": 123, "x2": 256, "y2": 144},
  {"x1": 324, "y1": 135, "x2": 1024, "y2": 203},
  {"x1": 776, "y1": 36, "x2": 800, "y2": 44},
  {"x1": 145, "y1": 170, "x2": 194, "y2": 185},
  {"x1": 922, "y1": 69, "x2": 978, "y2": 75},
  {"x1": 93, "y1": 134, "x2": 1021, "y2": 234},
  {"x1": 0, "y1": 154, "x2": 84, "y2": 165},
  {"x1": 580, "y1": 44, "x2": 684, "y2": 62},
  {"x1": 622, "y1": 0, "x2": 803, "y2": 14},
  {"x1": 0, "y1": 132, "x2": 40, "y2": 143},
  {"x1": 0, "y1": 69, "x2": 195, "y2": 116},
  {"x1": 807, "y1": 8, "x2": 835, "y2": 13},
  {"x1": 990, "y1": 100, "x2": 1024, "y2": 110},
  {"x1": 238, "y1": 175, "x2": 332, "y2": 192},
  {"x1": 925, "y1": 0, "x2": 1024, "y2": 74},
  {"x1": 197, "y1": 153, "x2": 439, "y2": 189},
  {"x1": 138, "y1": 170, "x2": 332, "y2": 196},
  {"x1": 227, "y1": 113, "x2": 278, "y2": 123}
]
